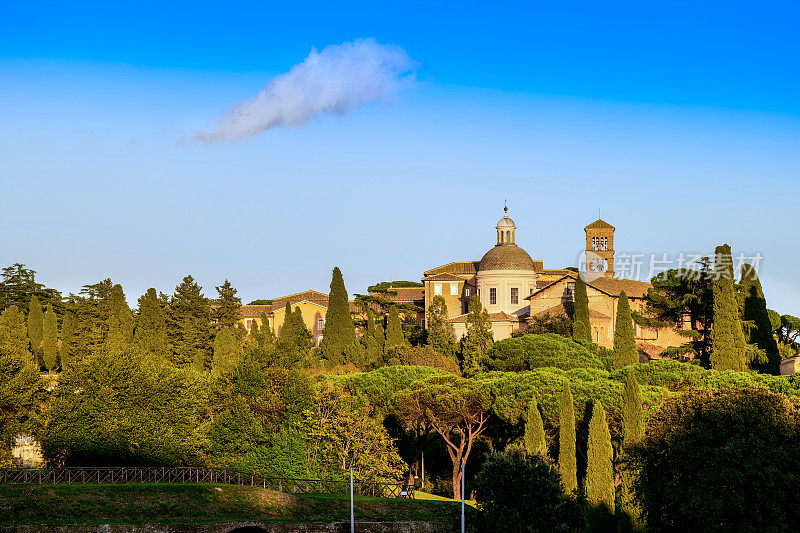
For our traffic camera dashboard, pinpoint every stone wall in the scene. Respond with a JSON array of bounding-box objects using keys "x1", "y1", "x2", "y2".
[{"x1": 2, "y1": 521, "x2": 456, "y2": 533}]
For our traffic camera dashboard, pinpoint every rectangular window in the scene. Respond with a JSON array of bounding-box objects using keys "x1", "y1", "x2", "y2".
[
  {"x1": 317, "y1": 318, "x2": 325, "y2": 331},
  {"x1": 450, "y1": 283, "x2": 458, "y2": 295},
  {"x1": 465, "y1": 287, "x2": 471, "y2": 297},
  {"x1": 434, "y1": 283, "x2": 442, "y2": 295},
  {"x1": 489, "y1": 287, "x2": 497, "y2": 305},
  {"x1": 565, "y1": 282, "x2": 575, "y2": 299},
  {"x1": 510, "y1": 287, "x2": 519, "y2": 305},
  {"x1": 245, "y1": 319, "x2": 252, "y2": 330}
]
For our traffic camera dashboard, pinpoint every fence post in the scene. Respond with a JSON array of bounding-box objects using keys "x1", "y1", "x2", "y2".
[{"x1": 350, "y1": 468, "x2": 354, "y2": 533}]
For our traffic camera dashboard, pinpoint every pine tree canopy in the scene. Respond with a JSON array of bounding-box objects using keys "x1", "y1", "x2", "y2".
[
  {"x1": 558, "y1": 381, "x2": 578, "y2": 494},
  {"x1": 572, "y1": 275, "x2": 591, "y2": 343},
  {"x1": 710, "y1": 245, "x2": 748, "y2": 371},
  {"x1": 613, "y1": 290, "x2": 638, "y2": 369},
  {"x1": 214, "y1": 280, "x2": 241, "y2": 329},
  {"x1": 170, "y1": 275, "x2": 212, "y2": 370},
  {"x1": 0, "y1": 306, "x2": 32, "y2": 363},
  {"x1": 319, "y1": 267, "x2": 356, "y2": 365}
]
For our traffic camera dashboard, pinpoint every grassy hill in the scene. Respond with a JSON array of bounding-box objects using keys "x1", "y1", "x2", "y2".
[{"x1": 0, "y1": 483, "x2": 469, "y2": 526}]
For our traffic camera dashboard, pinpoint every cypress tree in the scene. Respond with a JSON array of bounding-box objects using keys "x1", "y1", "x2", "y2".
[
  {"x1": 319, "y1": 267, "x2": 356, "y2": 365},
  {"x1": 214, "y1": 280, "x2": 241, "y2": 329},
  {"x1": 385, "y1": 305, "x2": 405, "y2": 348},
  {"x1": 710, "y1": 244, "x2": 747, "y2": 371},
  {"x1": 59, "y1": 310, "x2": 78, "y2": 371},
  {"x1": 276, "y1": 302, "x2": 297, "y2": 351},
  {"x1": 558, "y1": 382, "x2": 578, "y2": 494},
  {"x1": 27, "y1": 295, "x2": 43, "y2": 365},
  {"x1": 460, "y1": 295, "x2": 493, "y2": 376},
  {"x1": 106, "y1": 284, "x2": 134, "y2": 356},
  {"x1": 292, "y1": 306, "x2": 312, "y2": 349},
  {"x1": 42, "y1": 304, "x2": 58, "y2": 372},
  {"x1": 524, "y1": 397, "x2": 547, "y2": 456},
  {"x1": 586, "y1": 400, "x2": 614, "y2": 511},
  {"x1": 0, "y1": 305, "x2": 31, "y2": 362},
  {"x1": 613, "y1": 290, "x2": 638, "y2": 369},
  {"x1": 427, "y1": 295, "x2": 456, "y2": 359},
  {"x1": 572, "y1": 275, "x2": 591, "y2": 342},
  {"x1": 622, "y1": 371, "x2": 644, "y2": 447},
  {"x1": 362, "y1": 310, "x2": 383, "y2": 368},
  {"x1": 134, "y1": 288, "x2": 169, "y2": 359},
  {"x1": 739, "y1": 264, "x2": 780, "y2": 374}
]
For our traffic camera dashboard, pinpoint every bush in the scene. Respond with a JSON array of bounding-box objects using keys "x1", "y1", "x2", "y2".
[
  {"x1": 473, "y1": 449, "x2": 584, "y2": 532},
  {"x1": 628, "y1": 387, "x2": 800, "y2": 532},
  {"x1": 484, "y1": 334, "x2": 605, "y2": 372}
]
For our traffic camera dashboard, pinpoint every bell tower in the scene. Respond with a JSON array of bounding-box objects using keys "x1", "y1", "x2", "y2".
[{"x1": 584, "y1": 219, "x2": 615, "y2": 277}]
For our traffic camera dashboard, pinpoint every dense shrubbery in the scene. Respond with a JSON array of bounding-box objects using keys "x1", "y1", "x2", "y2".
[
  {"x1": 473, "y1": 450, "x2": 585, "y2": 532},
  {"x1": 628, "y1": 387, "x2": 800, "y2": 532},
  {"x1": 40, "y1": 351, "x2": 209, "y2": 466},
  {"x1": 484, "y1": 334, "x2": 605, "y2": 372}
]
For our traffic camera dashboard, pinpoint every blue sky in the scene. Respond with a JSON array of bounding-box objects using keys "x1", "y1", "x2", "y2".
[{"x1": 1, "y1": 1, "x2": 799, "y2": 313}]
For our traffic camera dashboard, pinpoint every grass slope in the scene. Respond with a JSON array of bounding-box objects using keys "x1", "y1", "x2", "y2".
[{"x1": 0, "y1": 483, "x2": 469, "y2": 526}]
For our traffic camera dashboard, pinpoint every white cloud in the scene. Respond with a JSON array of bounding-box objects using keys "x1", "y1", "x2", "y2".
[{"x1": 191, "y1": 38, "x2": 417, "y2": 143}]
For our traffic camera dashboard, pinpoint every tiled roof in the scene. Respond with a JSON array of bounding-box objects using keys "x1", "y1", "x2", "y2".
[
  {"x1": 449, "y1": 311, "x2": 521, "y2": 324},
  {"x1": 239, "y1": 305, "x2": 272, "y2": 319},
  {"x1": 589, "y1": 278, "x2": 651, "y2": 299},
  {"x1": 423, "y1": 261, "x2": 479, "y2": 277},
  {"x1": 540, "y1": 269, "x2": 577, "y2": 277},
  {"x1": 585, "y1": 219, "x2": 615, "y2": 230},
  {"x1": 270, "y1": 290, "x2": 329, "y2": 310},
  {"x1": 423, "y1": 273, "x2": 465, "y2": 282},
  {"x1": 479, "y1": 244, "x2": 537, "y2": 271},
  {"x1": 373, "y1": 287, "x2": 425, "y2": 303}
]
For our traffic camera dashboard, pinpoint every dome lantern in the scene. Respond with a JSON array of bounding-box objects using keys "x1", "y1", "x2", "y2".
[{"x1": 496, "y1": 205, "x2": 516, "y2": 245}]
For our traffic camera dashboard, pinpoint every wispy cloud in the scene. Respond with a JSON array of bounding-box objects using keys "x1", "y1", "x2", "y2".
[{"x1": 190, "y1": 38, "x2": 417, "y2": 143}]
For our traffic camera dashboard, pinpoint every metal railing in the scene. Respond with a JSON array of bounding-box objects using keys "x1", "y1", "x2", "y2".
[{"x1": 0, "y1": 467, "x2": 407, "y2": 497}]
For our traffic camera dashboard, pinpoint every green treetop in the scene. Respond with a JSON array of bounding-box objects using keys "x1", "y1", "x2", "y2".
[
  {"x1": 622, "y1": 370, "x2": 644, "y2": 447},
  {"x1": 385, "y1": 305, "x2": 405, "y2": 349},
  {"x1": 613, "y1": 290, "x2": 638, "y2": 369},
  {"x1": 42, "y1": 304, "x2": 59, "y2": 372},
  {"x1": 426, "y1": 295, "x2": 456, "y2": 359},
  {"x1": 169, "y1": 275, "x2": 213, "y2": 370},
  {"x1": 586, "y1": 400, "x2": 615, "y2": 511},
  {"x1": 739, "y1": 264, "x2": 780, "y2": 374},
  {"x1": 710, "y1": 245, "x2": 748, "y2": 371},
  {"x1": 524, "y1": 396, "x2": 547, "y2": 457},
  {"x1": 319, "y1": 267, "x2": 356, "y2": 365},
  {"x1": 558, "y1": 381, "x2": 577, "y2": 494},
  {"x1": 134, "y1": 288, "x2": 169, "y2": 360},
  {"x1": 106, "y1": 284, "x2": 134, "y2": 356},
  {"x1": 59, "y1": 310, "x2": 78, "y2": 372},
  {"x1": 212, "y1": 327, "x2": 242, "y2": 377},
  {"x1": 27, "y1": 295, "x2": 44, "y2": 367},
  {"x1": 0, "y1": 306, "x2": 31, "y2": 363},
  {"x1": 572, "y1": 275, "x2": 591, "y2": 342},
  {"x1": 214, "y1": 280, "x2": 241, "y2": 329},
  {"x1": 460, "y1": 295, "x2": 493, "y2": 376}
]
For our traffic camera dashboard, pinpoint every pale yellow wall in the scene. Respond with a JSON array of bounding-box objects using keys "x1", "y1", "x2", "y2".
[
  {"x1": 237, "y1": 315, "x2": 272, "y2": 332},
  {"x1": 476, "y1": 269, "x2": 538, "y2": 319},
  {"x1": 424, "y1": 277, "x2": 474, "y2": 324},
  {"x1": 273, "y1": 301, "x2": 329, "y2": 343}
]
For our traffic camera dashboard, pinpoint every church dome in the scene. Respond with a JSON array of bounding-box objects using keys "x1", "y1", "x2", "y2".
[
  {"x1": 479, "y1": 244, "x2": 537, "y2": 271},
  {"x1": 496, "y1": 215, "x2": 516, "y2": 228}
]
